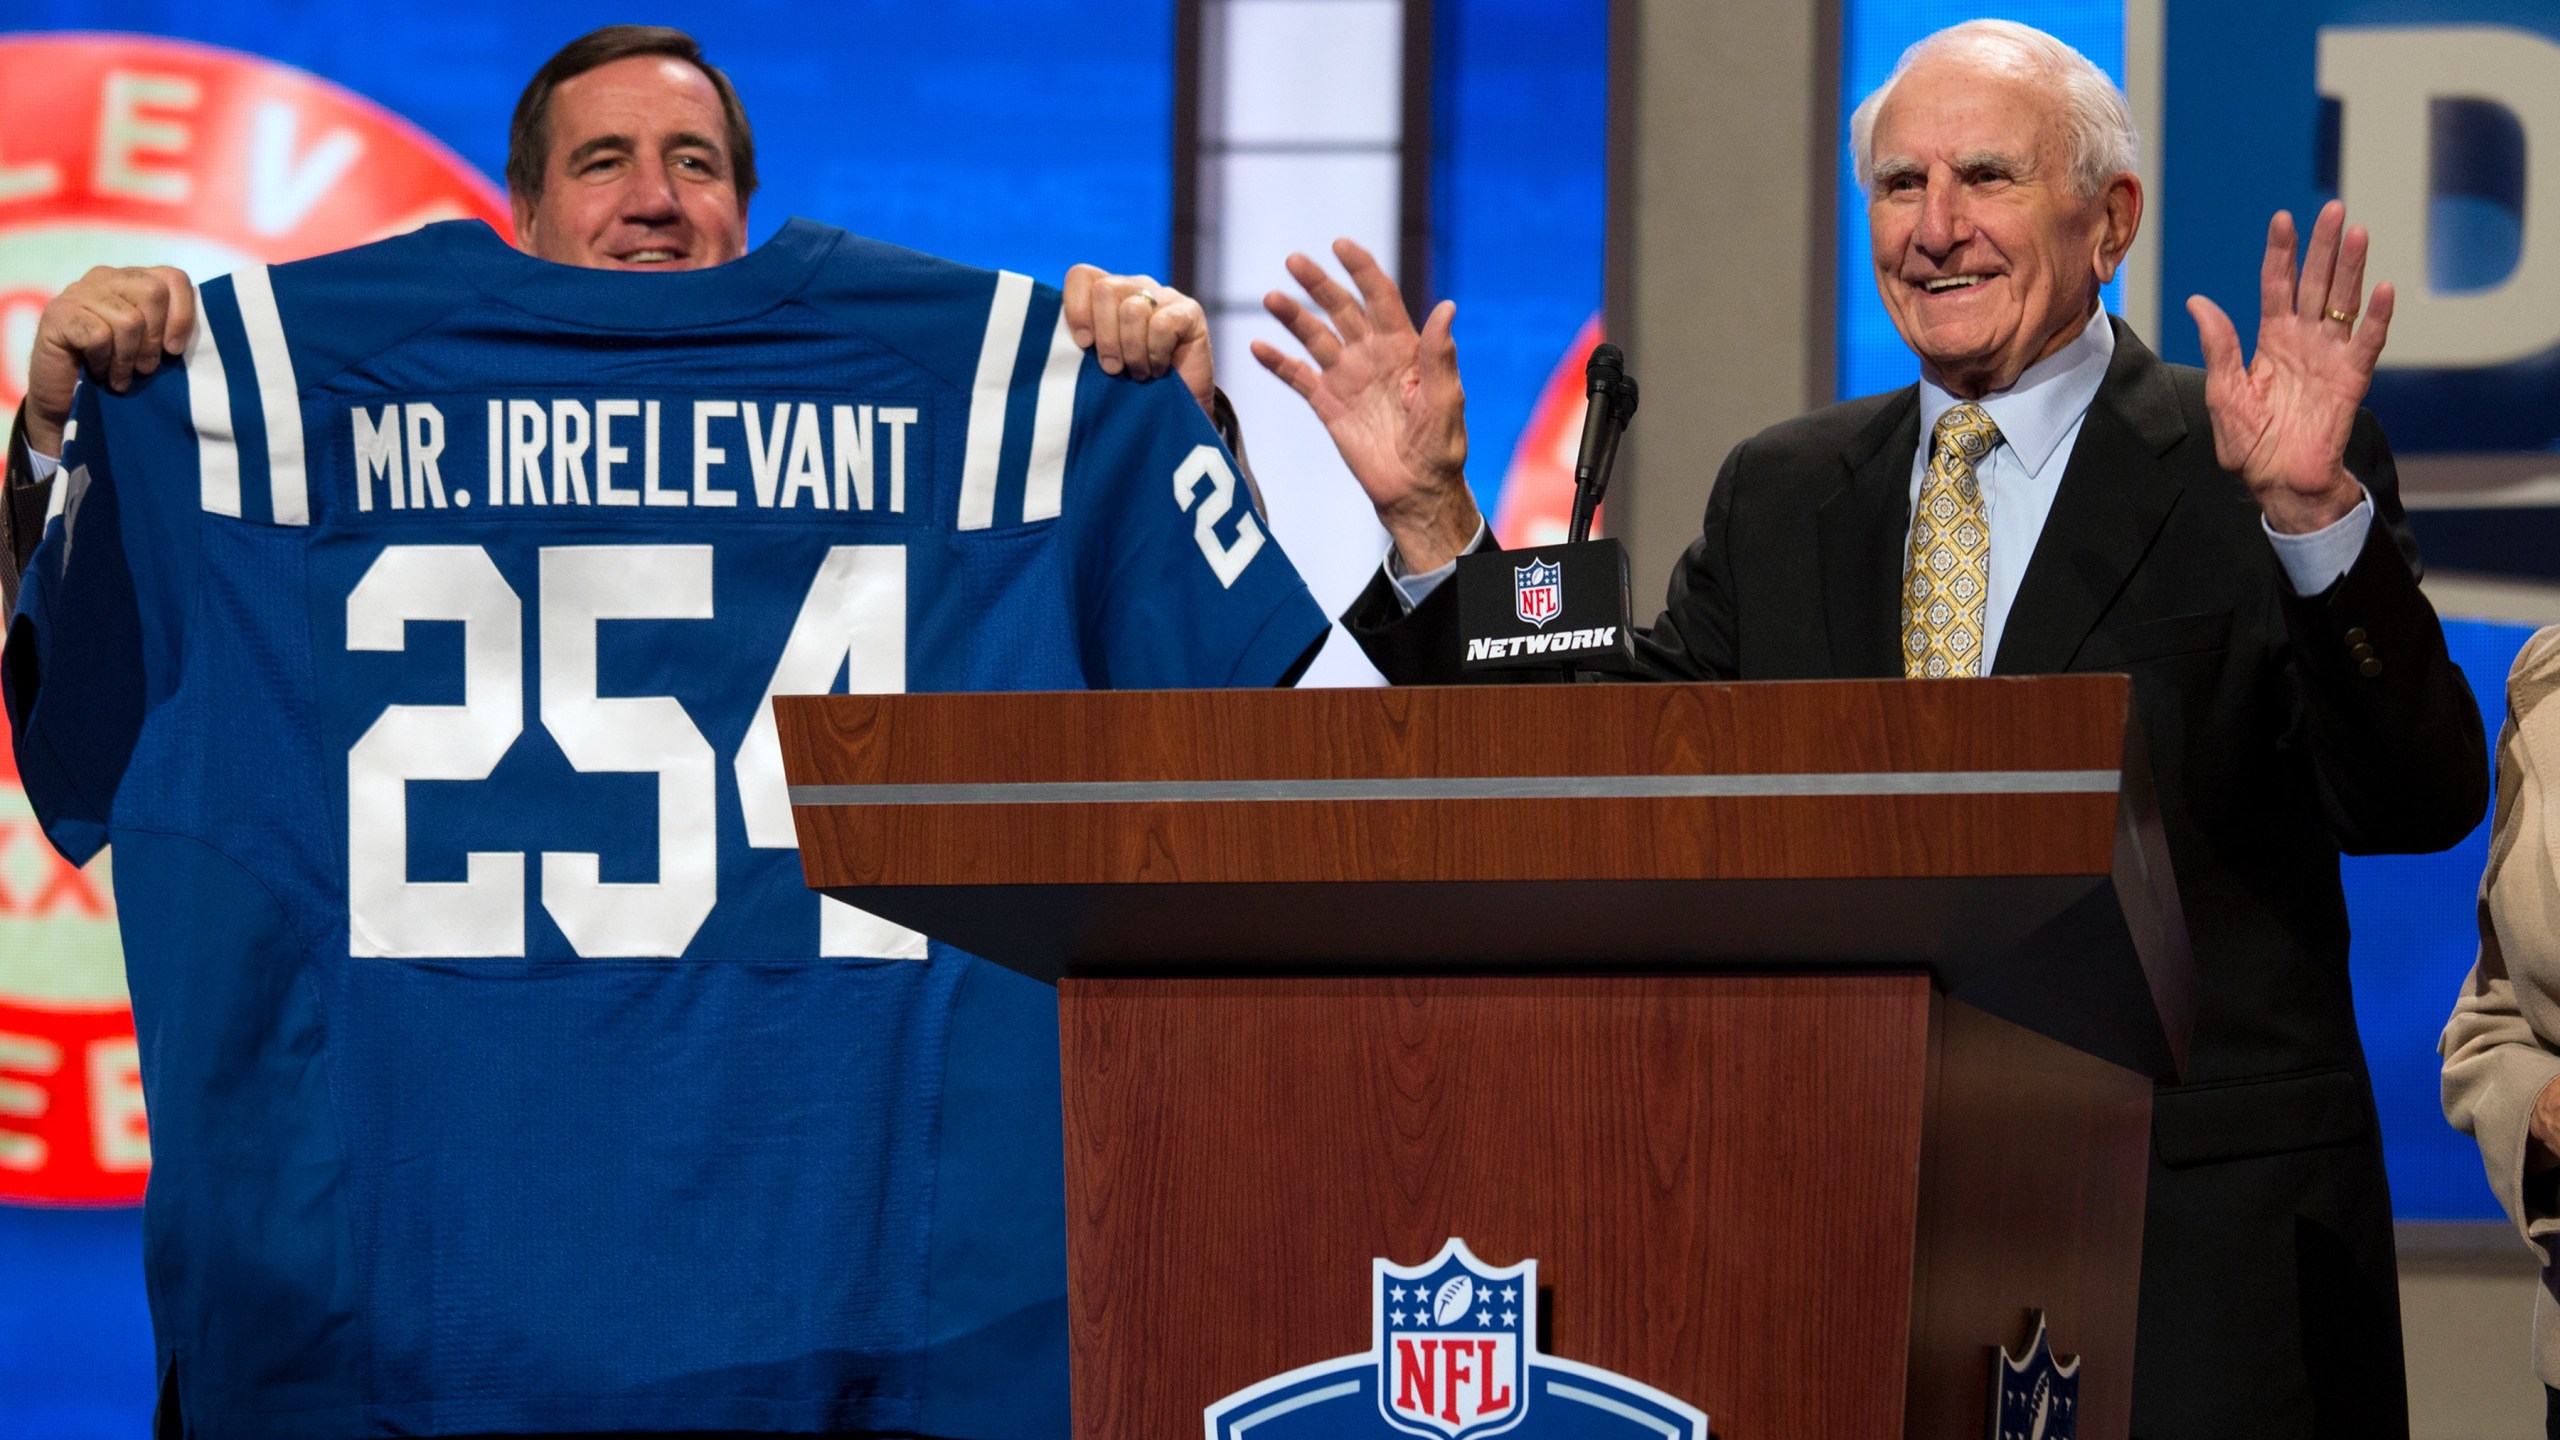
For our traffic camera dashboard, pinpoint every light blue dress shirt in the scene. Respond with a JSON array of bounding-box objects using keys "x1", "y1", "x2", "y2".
[
  {"x1": 1912, "y1": 309, "x2": 2115, "y2": 669},
  {"x1": 1392, "y1": 312, "x2": 2376, "y2": 652}
]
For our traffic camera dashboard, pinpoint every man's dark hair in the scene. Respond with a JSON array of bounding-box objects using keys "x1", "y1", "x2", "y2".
[{"x1": 506, "y1": 25, "x2": 758, "y2": 205}]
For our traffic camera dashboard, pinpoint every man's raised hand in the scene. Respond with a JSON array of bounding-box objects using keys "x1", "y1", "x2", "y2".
[
  {"x1": 23, "y1": 265, "x2": 197, "y2": 457},
  {"x1": 2186, "y1": 200, "x2": 2393, "y2": 535},
  {"x1": 1061, "y1": 265, "x2": 1215, "y2": 417},
  {"x1": 1251, "y1": 238, "x2": 1477, "y2": 575}
]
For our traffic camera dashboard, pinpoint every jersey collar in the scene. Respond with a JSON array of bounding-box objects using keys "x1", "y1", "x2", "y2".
[{"x1": 429, "y1": 216, "x2": 843, "y2": 330}]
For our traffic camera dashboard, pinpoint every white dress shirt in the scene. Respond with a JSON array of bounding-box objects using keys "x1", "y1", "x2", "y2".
[{"x1": 1390, "y1": 312, "x2": 2375, "y2": 646}]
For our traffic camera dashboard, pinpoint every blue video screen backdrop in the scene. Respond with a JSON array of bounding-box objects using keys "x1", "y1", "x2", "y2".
[
  {"x1": 0, "y1": 0, "x2": 1178, "y2": 275},
  {"x1": 1430, "y1": 0, "x2": 1609, "y2": 532},
  {"x1": 2346, "y1": 621, "x2": 2528, "y2": 1218}
]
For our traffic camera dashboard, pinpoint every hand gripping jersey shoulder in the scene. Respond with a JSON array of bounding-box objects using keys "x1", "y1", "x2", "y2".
[{"x1": 4, "y1": 218, "x2": 1327, "y2": 1439}]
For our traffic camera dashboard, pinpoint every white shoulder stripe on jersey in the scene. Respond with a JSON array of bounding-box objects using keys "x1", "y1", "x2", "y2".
[
  {"x1": 958, "y1": 270, "x2": 1033, "y2": 531},
  {"x1": 44, "y1": 462, "x2": 71, "y2": 524},
  {"x1": 1022, "y1": 308, "x2": 1082, "y2": 524},
  {"x1": 184, "y1": 291, "x2": 241, "y2": 518},
  {"x1": 228, "y1": 265, "x2": 309, "y2": 526},
  {"x1": 43, "y1": 414, "x2": 74, "y2": 523},
  {"x1": 54, "y1": 466, "x2": 92, "y2": 573}
]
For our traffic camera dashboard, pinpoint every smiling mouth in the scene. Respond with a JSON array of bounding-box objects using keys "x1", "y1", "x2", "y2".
[
  {"x1": 1921, "y1": 274, "x2": 1994, "y2": 294},
  {"x1": 616, "y1": 248, "x2": 684, "y2": 265}
]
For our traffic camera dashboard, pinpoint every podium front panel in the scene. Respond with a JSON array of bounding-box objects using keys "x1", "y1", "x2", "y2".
[{"x1": 1062, "y1": 973, "x2": 2147, "y2": 1440}]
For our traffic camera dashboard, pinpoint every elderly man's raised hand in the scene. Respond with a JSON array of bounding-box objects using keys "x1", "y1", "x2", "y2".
[
  {"x1": 23, "y1": 265, "x2": 197, "y2": 457},
  {"x1": 1251, "y1": 239, "x2": 1478, "y2": 575},
  {"x1": 1062, "y1": 265, "x2": 1216, "y2": 417},
  {"x1": 2186, "y1": 200, "x2": 2394, "y2": 535}
]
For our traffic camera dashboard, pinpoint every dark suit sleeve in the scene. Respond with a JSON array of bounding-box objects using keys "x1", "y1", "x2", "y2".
[
  {"x1": 3, "y1": 402, "x2": 53, "y2": 620},
  {"x1": 1340, "y1": 560, "x2": 1468, "y2": 683},
  {"x1": 1207, "y1": 387, "x2": 1273, "y2": 526},
  {"x1": 1626, "y1": 440, "x2": 1746, "y2": 682},
  {"x1": 2281, "y1": 410, "x2": 2490, "y2": 853},
  {"x1": 1341, "y1": 441, "x2": 1751, "y2": 685}
]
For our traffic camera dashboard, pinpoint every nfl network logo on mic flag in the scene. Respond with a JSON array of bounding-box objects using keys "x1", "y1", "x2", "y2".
[
  {"x1": 1203, "y1": 1239, "x2": 1706, "y2": 1440},
  {"x1": 1514, "y1": 559, "x2": 1563, "y2": 628}
]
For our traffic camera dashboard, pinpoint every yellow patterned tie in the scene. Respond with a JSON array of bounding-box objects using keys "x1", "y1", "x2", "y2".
[{"x1": 1903, "y1": 403, "x2": 2000, "y2": 678}]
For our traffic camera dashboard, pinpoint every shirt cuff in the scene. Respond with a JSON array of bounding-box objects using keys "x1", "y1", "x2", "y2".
[
  {"x1": 25, "y1": 447, "x2": 60, "y2": 485},
  {"x1": 1383, "y1": 517, "x2": 1490, "y2": 613},
  {"x1": 2262, "y1": 488, "x2": 2374, "y2": 596}
]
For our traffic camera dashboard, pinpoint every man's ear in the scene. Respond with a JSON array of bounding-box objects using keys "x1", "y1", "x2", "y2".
[
  {"x1": 509, "y1": 190, "x2": 539, "y2": 253},
  {"x1": 2096, "y1": 172, "x2": 2143, "y2": 284}
]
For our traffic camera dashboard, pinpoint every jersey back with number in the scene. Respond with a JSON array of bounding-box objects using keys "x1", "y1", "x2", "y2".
[{"x1": 3, "y1": 219, "x2": 1327, "y2": 1440}]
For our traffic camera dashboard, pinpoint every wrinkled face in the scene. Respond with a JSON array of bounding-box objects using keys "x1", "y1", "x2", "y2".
[
  {"x1": 512, "y1": 55, "x2": 747, "y2": 271},
  {"x1": 1866, "y1": 56, "x2": 2132, "y2": 397}
]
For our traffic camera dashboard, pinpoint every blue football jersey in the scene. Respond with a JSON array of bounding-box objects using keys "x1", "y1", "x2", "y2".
[{"x1": 3, "y1": 218, "x2": 1328, "y2": 1439}]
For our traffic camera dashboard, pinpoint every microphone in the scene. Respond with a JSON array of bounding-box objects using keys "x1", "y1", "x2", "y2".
[
  {"x1": 1573, "y1": 344, "x2": 1624, "y2": 490},
  {"x1": 1453, "y1": 342, "x2": 1641, "y2": 677},
  {"x1": 1569, "y1": 345, "x2": 1634, "y2": 545}
]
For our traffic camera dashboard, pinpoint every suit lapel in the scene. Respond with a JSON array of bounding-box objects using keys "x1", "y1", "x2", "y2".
[
  {"x1": 1990, "y1": 320, "x2": 2191, "y2": 676},
  {"x1": 1815, "y1": 390, "x2": 1921, "y2": 678}
]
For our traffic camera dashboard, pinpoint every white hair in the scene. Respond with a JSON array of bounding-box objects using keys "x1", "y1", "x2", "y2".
[{"x1": 1849, "y1": 19, "x2": 2139, "y2": 199}]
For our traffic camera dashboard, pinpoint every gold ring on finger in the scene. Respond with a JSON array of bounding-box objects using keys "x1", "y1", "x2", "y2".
[
  {"x1": 2325, "y1": 307, "x2": 2355, "y2": 325},
  {"x1": 1138, "y1": 291, "x2": 1161, "y2": 309}
]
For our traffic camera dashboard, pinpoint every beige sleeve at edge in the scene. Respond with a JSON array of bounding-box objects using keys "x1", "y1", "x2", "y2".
[{"x1": 2443, "y1": 624, "x2": 2560, "y2": 1258}]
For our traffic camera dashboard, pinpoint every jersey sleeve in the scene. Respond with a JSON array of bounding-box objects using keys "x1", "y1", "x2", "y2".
[
  {"x1": 6, "y1": 382, "x2": 149, "y2": 863},
  {"x1": 1066, "y1": 361, "x2": 1330, "y2": 688}
]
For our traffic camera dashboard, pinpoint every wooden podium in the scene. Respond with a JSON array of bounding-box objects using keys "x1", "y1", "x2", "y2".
[{"x1": 777, "y1": 677, "x2": 2194, "y2": 1440}]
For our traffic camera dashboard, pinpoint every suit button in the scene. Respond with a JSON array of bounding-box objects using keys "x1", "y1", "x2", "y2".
[
  {"x1": 2344, "y1": 626, "x2": 2369, "y2": 646},
  {"x1": 2350, "y1": 641, "x2": 2375, "y2": 662},
  {"x1": 2359, "y1": 656, "x2": 2384, "y2": 679}
]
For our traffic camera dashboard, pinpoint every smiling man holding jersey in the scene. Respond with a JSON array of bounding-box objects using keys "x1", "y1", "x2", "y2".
[{"x1": 2, "y1": 24, "x2": 1320, "y2": 1440}]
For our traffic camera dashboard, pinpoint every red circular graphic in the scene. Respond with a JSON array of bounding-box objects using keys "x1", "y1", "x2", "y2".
[
  {"x1": 0, "y1": 32, "x2": 509, "y2": 1206},
  {"x1": 1491, "y1": 316, "x2": 1605, "y2": 549},
  {"x1": 0, "y1": 31, "x2": 512, "y2": 423}
]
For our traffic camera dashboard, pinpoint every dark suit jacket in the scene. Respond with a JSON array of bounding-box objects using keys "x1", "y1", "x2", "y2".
[
  {"x1": 2, "y1": 404, "x2": 45, "y2": 618},
  {"x1": 1346, "y1": 321, "x2": 2488, "y2": 1439}
]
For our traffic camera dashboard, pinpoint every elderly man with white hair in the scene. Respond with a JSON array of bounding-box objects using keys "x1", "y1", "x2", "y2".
[{"x1": 1260, "y1": 18, "x2": 2487, "y2": 1436}]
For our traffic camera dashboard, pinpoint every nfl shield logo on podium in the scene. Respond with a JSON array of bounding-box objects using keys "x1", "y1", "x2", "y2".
[
  {"x1": 1991, "y1": 1311, "x2": 2079, "y2": 1440},
  {"x1": 1378, "y1": 1243, "x2": 1527, "y2": 1437},
  {"x1": 1513, "y1": 559, "x2": 1563, "y2": 628},
  {"x1": 1204, "y1": 1238, "x2": 1706, "y2": 1440}
]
